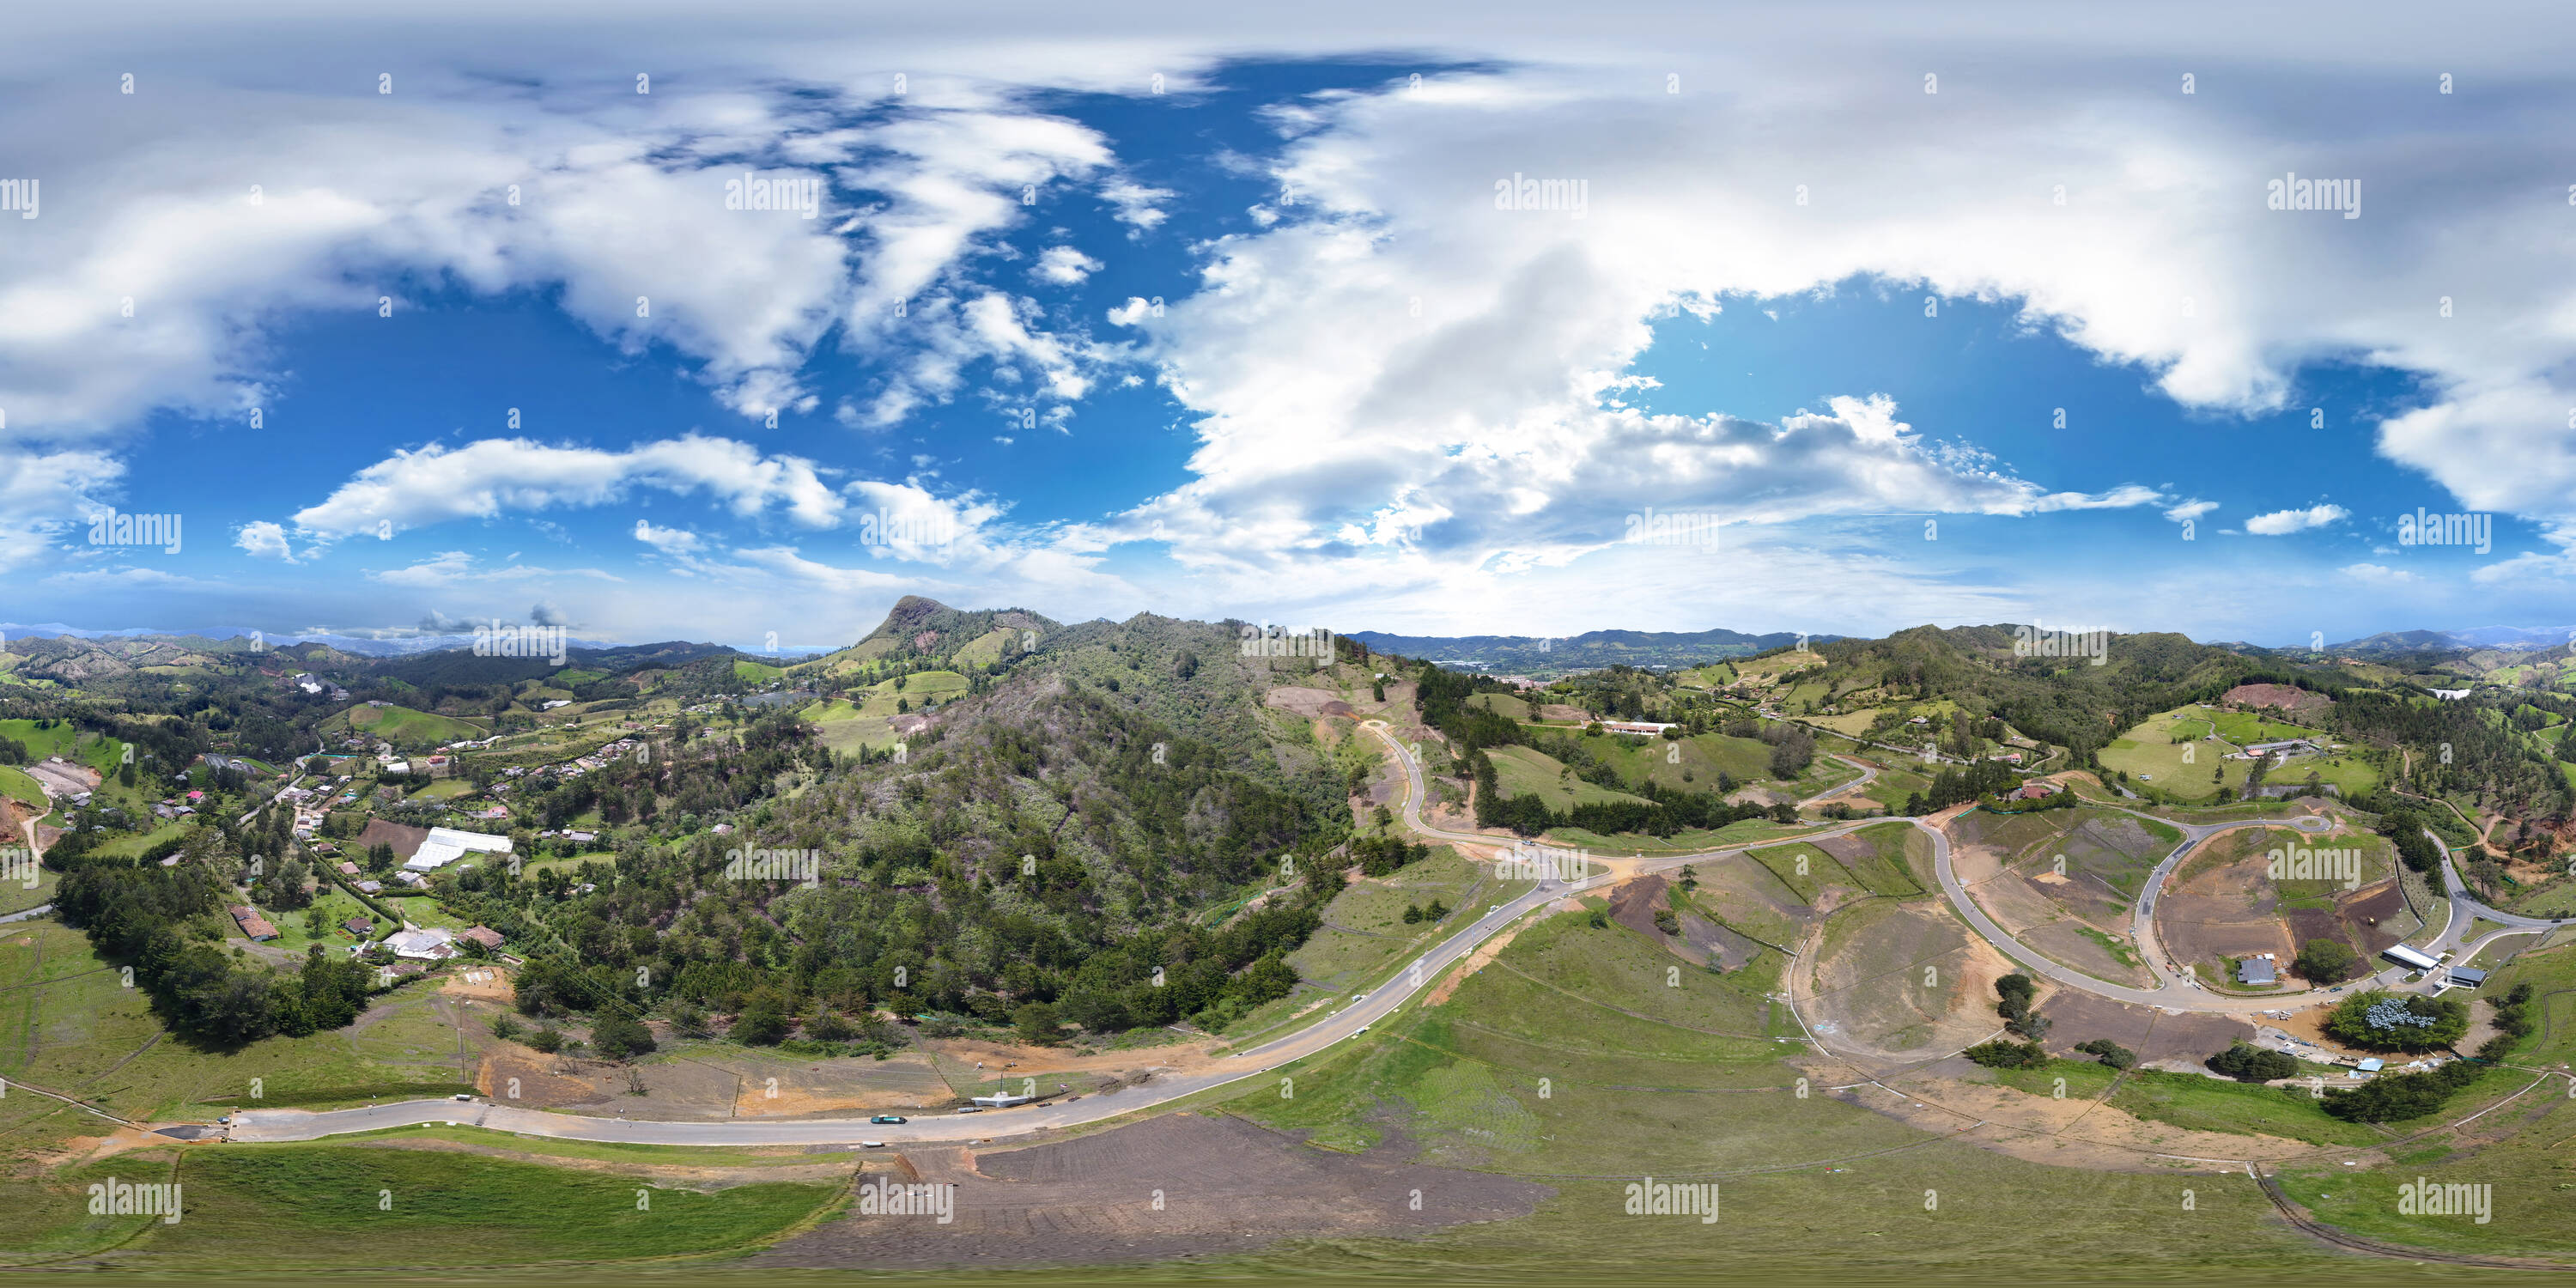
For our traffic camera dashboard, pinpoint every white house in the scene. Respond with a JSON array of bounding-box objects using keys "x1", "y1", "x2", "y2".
[{"x1": 386, "y1": 927, "x2": 458, "y2": 960}]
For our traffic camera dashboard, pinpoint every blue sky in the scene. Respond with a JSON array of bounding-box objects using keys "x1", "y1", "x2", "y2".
[{"x1": 9, "y1": 5, "x2": 2576, "y2": 649}]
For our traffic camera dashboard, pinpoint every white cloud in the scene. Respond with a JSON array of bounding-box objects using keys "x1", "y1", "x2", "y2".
[
  {"x1": 235, "y1": 519, "x2": 295, "y2": 562},
  {"x1": 370, "y1": 550, "x2": 620, "y2": 586},
  {"x1": 292, "y1": 435, "x2": 845, "y2": 540},
  {"x1": 2162, "y1": 499, "x2": 2219, "y2": 523},
  {"x1": 632, "y1": 519, "x2": 706, "y2": 555},
  {"x1": 2245, "y1": 504, "x2": 2349, "y2": 536},
  {"x1": 2341, "y1": 562, "x2": 2417, "y2": 585},
  {"x1": 1032, "y1": 246, "x2": 1103, "y2": 285}
]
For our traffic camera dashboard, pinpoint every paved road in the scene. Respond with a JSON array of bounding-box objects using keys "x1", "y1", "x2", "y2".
[
  {"x1": 227, "y1": 733, "x2": 2576, "y2": 1147},
  {"x1": 0, "y1": 903, "x2": 52, "y2": 925},
  {"x1": 233, "y1": 723, "x2": 1869, "y2": 1146},
  {"x1": 1800, "y1": 754, "x2": 1878, "y2": 807}
]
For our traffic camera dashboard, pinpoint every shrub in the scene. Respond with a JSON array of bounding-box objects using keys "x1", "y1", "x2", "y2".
[
  {"x1": 2323, "y1": 990, "x2": 2470, "y2": 1053},
  {"x1": 591, "y1": 1010, "x2": 656, "y2": 1060},
  {"x1": 2293, "y1": 938, "x2": 2360, "y2": 983},
  {"x1": 2074, "y1": 1038, "x2": 2136, "y2": 1069},
  {"x1": 1964, "y1": 1039, "x2": 2049, "y2": 1069},
  {"x1": 526, "y1": 1024, "x2": 564, "y2": 1054},
  {"x1": 2323, "y1": 1059, "x2": 2482, "y2": 1122},
  {"x1": 2206, "y1": 1041, "x2": 2299, "y2": 1082}
]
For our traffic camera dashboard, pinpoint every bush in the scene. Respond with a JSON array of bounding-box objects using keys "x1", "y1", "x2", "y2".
[
  {"x1": 2293, "y1": 938, "x2": 2360, "y2": 983},
  {"x1": 731, "y1": 995, "x2": 790, "y2": 1046},
  {"x1": 2323, "y1": 1059, "x2": 2482, "y2": 1122},
  {"x1": 806, "y1": 1008, "x2": 855, "y2": 1042},
  {"x1": 591, "y1": 1010, "x2": 656, "y2": 1060},
  {"x1": 2323, "y1": 990, "x2": 2470, "y2": 1053},
  {"x1": 1964, "y1": 1039, "x2": 2049, "y2": 1069},
  {"x1": 489, "y1": 1014, "x2": 521, "y2": 1042},
  {"x1": 2074, "y1": 1038, "x2": 2136, "y2": 1069},
  {"x1": 526, "y1": 1024, "x2": 564, "y2": 1054},
  {"x1": 2206, "y1": 1041, "x2": 2299, "y2": 1082},
  {"x1": 1652, "y1": 907, "x2": 1680, "y2": 935},
  {"x1": 1013, "y1": 1001, "x2": 1063, "y2": 1046}
]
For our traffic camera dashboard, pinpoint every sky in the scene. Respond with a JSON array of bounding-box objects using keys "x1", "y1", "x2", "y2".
[{"x1": 8, "y1": 1, "x2": 2576, "y2": 650}]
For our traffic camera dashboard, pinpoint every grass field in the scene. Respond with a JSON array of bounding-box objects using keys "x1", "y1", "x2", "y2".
[
  {"x1": 0, "y1": 764, "x2": 45, "y2": 809},
  {"x1": 340, "y1": 704, "x2": 487, "y2": 749},
  {"x1": 1486, "y1": 745, "x2": 1650, "y2": 811},
  {"x1": 732, "y1": 659, "x2": 788, "y2": 682},
  {"x1": 31, "y1": 1144, "x2": 845, "y2": 1270},
  {"x1": 2101, "y1": 706, "x2": 2254, "y2": 796}
]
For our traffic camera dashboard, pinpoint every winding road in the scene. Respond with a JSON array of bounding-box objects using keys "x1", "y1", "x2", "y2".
[{"x1": 225, "y1": 723, "x2": 2576, "y2": 1147}]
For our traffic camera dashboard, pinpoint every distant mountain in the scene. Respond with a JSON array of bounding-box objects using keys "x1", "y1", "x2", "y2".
[
  {"x1": 1347, "y1": 626, "x2": 1831, "y2": 676},
  {"x1": 2321, "y1": 627, "x2": 2576, "y2": 656}
]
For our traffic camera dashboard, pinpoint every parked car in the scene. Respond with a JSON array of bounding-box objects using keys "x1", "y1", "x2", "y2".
[{"x1": 870, "y1": 1115, "x2": 907, "y2": 1124}]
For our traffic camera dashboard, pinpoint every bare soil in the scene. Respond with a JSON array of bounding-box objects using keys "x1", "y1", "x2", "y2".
[{"x1": 747, "y1": 1112, "x2": 1552, "y2": 1268}]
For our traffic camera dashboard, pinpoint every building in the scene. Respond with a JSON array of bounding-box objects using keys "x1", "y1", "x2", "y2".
[
  {"x1": 2011, "y1": 781, "x2": 2059, "y2": 801},
  {"x1": 461, "y1": 926, "x2": 506, "y2": 951},
  {"x1": 970, "y1": 1093, "x2": 1033, "y2": 1108},
  {"x1": 1599, "y1": 720, "x2": 1678, "y2": 737},
  {"x1": 342, "y1": 917, "x2": 374, "y2": 937},
  {"x1": 2383, "y1": 944, "x2": 2441, "y2": 971},
  {"x1": 2355, "y1": 1057, "x2": 2385, "y2": 1073},
  {"x1": 337, "y1": 861, "x2": 361, "y2": 878},
  {"x1": 2235, "y1": 956, "x2": 2276, "y2": 986},
  {"x1": 2447, "y1": 966, "x2": 2488, "y2": 988},
  {"x1": 228, "y1": 905, "x2": 280, "y2": 942},
  {"x1": 386, "y1": 927, "x2": 459, "y2": 961}
]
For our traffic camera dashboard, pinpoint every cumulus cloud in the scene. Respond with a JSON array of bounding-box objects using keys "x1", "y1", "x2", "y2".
[
  {"x1": 1032, "y1": 246, "x2": 1103, "y2": 284},
  {"x1": 2162, "y1": 499, "x2": 2219, "y2": 523},
  {"x1": 234, "y1": 520, "x2": 295, "y2": 562},
  {"x1": 292, "y1": 435, "x2": 844, "y2": 540},
  {"x1": 2245, "y1": 504, "x2": 2349, "y2": 536},
  {"x1": 2341, "y1": 562, "x2": 2417, "y2": 585}
]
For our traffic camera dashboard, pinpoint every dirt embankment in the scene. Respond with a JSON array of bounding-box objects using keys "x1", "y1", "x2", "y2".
[{"x1": 750, "y1": 1112, "x2": 1552, "y2": 1269}]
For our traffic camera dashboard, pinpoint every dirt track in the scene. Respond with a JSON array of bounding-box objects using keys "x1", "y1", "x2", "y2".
[{"x1": 749, "y1": 1112, "x2": 1552, "y2": 1268}]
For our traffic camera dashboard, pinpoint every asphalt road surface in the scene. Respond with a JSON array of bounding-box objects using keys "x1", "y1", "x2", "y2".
[{"x1": 229, "y1": 731, "x2": 2576, "y2": 1146}]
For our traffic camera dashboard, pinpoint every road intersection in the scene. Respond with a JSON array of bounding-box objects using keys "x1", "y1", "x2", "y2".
[{"x1": 227, "y1": 725, "x2": 2575, "y2": 1147}]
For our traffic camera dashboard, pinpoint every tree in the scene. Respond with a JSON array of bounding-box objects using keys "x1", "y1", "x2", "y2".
[
  {"x1": 2293, "y1": 938, "x2": 2360, "y2": 983},
  {"x1": 732, "y1": 994, "x2": 790, "y2": 1045},
  {"x1": 2073, "y1": 1038, "x2": 2136, "y2": 1069},
  {"x1": 806, "y1": 1007, "x2": 855, "y2": 1042},
  {"x1": 2205, "y1": 1041, "x2": 2299, "y2": 1082},
  {"x1": 591, "y1": 1010, "x2": 656, "y2": 1060},
  {"x1": 527, "y1": 1024, "x2": 565, "y2": 1054},
  {"x1": 2323, "y1": 990, "x2": 2470, "y2": 1053},
  {"x1": 1013, "y1": 1001, "x2": 1063, "y2": 1046},
  {"x1": 1963, "y1": 1039, "x2": 2048, "y2": 1069}
]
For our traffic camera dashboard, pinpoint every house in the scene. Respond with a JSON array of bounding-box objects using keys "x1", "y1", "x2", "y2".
[
  {"x1": 337, "y1": 861, "x2": 361, "y2": 877},
  {"x1": 386, "y1": 927, "x2": 458, "y2": 960},
  {"x1": 2447, "y1": 966, "x2": 2488, "y2": 988},
  {"x1": 2355, "y1": 1057, "x2": 2385, "y2": 1072},
  {"x1": 355, "y1": 880, "x2": 384, "y2": 895},
  {"x1": 1991, "y1": 750, "x2": 2022, "y2": 763},
  {"x1": 382, "y1": 761, "x2": 410, "y2": 775},
  {"x1": 2235, "y1": 956, "x2": 2276, "y2": 986},
  {"x1": 1600, "y1": 720, "x2": 1678, "y2": 737},
  {"x1": 342, "y1": 916, "x2": 374, "y2": 937},
  {"x1": 228, "y1": 905, "x2": 280, "y2": 942},
  {"x1": 2011, "y1": 781, "x2": 2058, "y2": 801},
  {"x1": 403, "y1": 826, "x2": 513, "y2": 872},
  {"x1": 461, "y1": 926, "x2": 505, "y2": 951}
]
